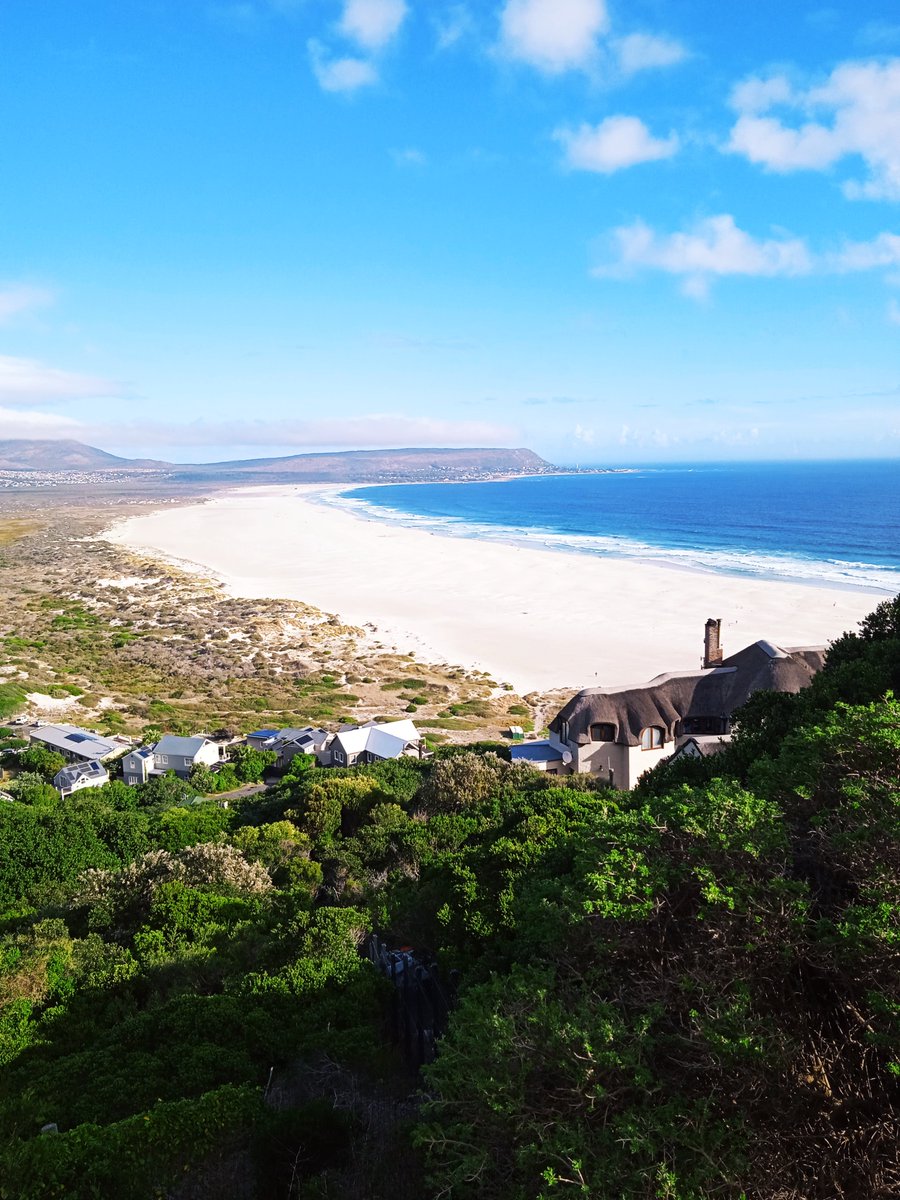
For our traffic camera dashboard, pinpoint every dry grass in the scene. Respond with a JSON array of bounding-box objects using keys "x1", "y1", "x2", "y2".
[
  {"x1": 0, "y1": 518, "x2": 43, "y2": 547},
  {"x1": 0, "y1": 490, "x2": 551, "y2": 743}
]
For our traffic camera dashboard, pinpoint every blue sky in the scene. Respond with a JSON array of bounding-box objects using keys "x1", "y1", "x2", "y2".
[{"x1": 2, "y1": 0, "x2": 900, "y2": 464}]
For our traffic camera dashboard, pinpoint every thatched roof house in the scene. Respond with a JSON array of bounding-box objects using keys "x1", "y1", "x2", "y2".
[{"x1": 544, "y1": 621, "x2": 825, "y2": 789}]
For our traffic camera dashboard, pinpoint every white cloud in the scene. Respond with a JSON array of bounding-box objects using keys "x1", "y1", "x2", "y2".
[
  {"x1": 555, "y1": 116, "x2": 679, "y2": 173},
  {"x1": 84, "y1": 414, "x2": 517, "y2": 450},
  {"x1": 0, "y1": 406, "x2": 83, "y2": 439},
  {"x1": 308, "y1": 38, "x2": 378, "y2": 91},
  {"x1": 729, "y1": 74, "x2": 795, "y2": 114},
  {"x1": 594, "y1": 214, "x2": 900, "y2": 297},
  {"x1": 727, "y1": 59, "x2": 900, "y2": 200},
  {"x1": 594, "y1": 214, "x2": 813, "y2": 297},
  {"x1": 830, "y1": 232, "x2": 900, "y2": 271},
  {"x1": 499, "y1": 0, "x2": 608, "y2": 74},
  {"x1": 0, "y1": 284, "x2": 56, "y2": 324},
  {"x1": 0, "y1": 355, "x2": 125, "y2": 405},
  {"x1": 339, "y1": 0, "x2": 407, "y2": 51},
  {"x1": 614, "y1": 32, "x2": 688, "y2": 75}
]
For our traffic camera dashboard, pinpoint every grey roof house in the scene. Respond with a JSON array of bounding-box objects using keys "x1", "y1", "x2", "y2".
[
  {"x1": 245, "y1": 727, "x2": 330, "y2": 768},
  {"x1": 54, "y1": 760, "x2": 110, "y2": 798},
  {"x1": 30, "y1": 724, "x2": 127, "y2": 764},
  {"x1": 544, "y1": 619, "x2": 826, "y2": 790},
  {"x1": 122, "y1": 735, "x2": 221, "y2": 785}
]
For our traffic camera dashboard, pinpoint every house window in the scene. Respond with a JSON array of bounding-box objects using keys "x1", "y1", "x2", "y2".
[
  {"x1": 640, "y1": 726, "x2": 664, "y2": 750},
  {"x1": 334, "y1": 750, "x2": 344, "y2": 764},
  {"x1": 157, "y1": 754, "x2": 168, "y2": 765},
  {"x1": 681, "y1": 715, "x2": 725, "y2": 736},
  {"x1": 589, "y1": 722, "x2": 616, "y2": 742},
  {"x1": 559, "y1": 720, "x2": 570, "y2": 743}
]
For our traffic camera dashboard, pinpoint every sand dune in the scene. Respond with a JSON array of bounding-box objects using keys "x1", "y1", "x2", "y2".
[{"x1": 103, "y1": 485, "x2": 882, "y2": 694}]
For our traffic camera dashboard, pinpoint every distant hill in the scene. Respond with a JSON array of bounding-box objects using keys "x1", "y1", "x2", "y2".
[
  {"x1": 0, "y1": 440, "x2": 555, "y2": 482},
  {"x1": 186, "y1": 446, "x2": 553, "y2": 482},
  {"x1": 0, "y1": 440, "x2": 167, "y2": 471}
]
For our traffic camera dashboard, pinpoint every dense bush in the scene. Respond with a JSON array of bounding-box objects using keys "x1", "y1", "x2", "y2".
[{"x1": 1, "y1": 597, "x2": 900, "y2": 1198}]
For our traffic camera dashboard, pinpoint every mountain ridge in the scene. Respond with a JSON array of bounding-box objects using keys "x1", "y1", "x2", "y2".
[{"x1": 0, "y1": 440, "x2": 555, "y2": 482}]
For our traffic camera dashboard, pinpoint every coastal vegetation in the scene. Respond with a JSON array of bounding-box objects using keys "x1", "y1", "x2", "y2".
[
  {"x1": 0, "y1": 501, "x2": 553, "y2": 749},
  {"x1": 0, "y1": 578, "x2": 899, "y2": 1197}
]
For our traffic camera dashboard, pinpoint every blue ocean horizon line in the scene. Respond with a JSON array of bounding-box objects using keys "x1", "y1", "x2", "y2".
[
  {"x1": 328, "y1": 461, "x2": 900, "y2": 595},
  {"x1": 553, "y1": 457, "x2": 900, "y2": 471}
]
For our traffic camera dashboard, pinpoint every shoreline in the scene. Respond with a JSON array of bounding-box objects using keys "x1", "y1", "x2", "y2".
[
  {"x1": 320, "y1": 483, "x2": 891, "y2": 599},
  {"x1": 101, "y1": 484, "x2": 885, "y2": 695}
]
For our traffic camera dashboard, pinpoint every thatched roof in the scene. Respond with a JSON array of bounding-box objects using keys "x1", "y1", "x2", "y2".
[{"x1": 550, "y1": 641, "x2": 825, "y2": 748}]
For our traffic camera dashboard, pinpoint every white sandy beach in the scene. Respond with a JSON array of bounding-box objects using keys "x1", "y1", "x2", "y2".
[{"x1": 104, "y1": 486, "x2": 883, "y2": 695}]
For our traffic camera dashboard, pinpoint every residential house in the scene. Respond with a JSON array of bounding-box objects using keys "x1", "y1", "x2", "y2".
[
  {"x1": 668, "y1": 734, "x2": 733, "y2": 764},
  {"x1": 30, "y1": 724, "x2": 127, "y2": 764},
  {"x1": 122, "y1": 735, "x2": 221, "y2": 785},
  {"x1": 54, "y1": 760, "x2": 109, "y2": 798},
  {"x1": 540, "y1": 619, "x2": 825, "y2": 791},
  {"x1": 509, "y1": 741, "x2": 571, "y2": 773},
  {"x1": 245, "y1": 729, "x2": 280, "y2": 752},
  {"x1": 245, "y1": 726, "x2": 330, "y2": 769},
  {"x1": 321, "y1": 719, "x2": 426, "y2": 768}
]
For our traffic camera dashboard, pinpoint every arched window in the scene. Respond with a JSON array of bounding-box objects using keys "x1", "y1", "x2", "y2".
[
  {"x1": 559, "y1": 720, "x2": 570, "y2": 744},
  {"x1": 589, "y1": 722, "x2": 616, "y2": 742},
  {"x1": 640, "y1": 726, "x2": 664, "y2": 750}
]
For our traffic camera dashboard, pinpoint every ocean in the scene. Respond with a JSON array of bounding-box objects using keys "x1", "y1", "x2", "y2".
[{"x1": 340, "y1": 461, "x2": 900, "y2": 594}]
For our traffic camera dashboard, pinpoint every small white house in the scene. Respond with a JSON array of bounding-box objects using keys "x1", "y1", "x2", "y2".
[
  {"x1": 322, "y1": 719, "x2": 426, "y2": 768},
  {"x1": 54, "y1": 760, "x2": 109, "y2": 798},
  {"x1": 122, "y1": 735, "x2": 221, "y2": 785}
]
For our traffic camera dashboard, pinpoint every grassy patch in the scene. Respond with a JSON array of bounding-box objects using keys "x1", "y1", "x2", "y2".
[
  {"x1": 0, "y1": 519, "x2": 43, "y2": 548},
  {"x1": 418, "y1": 718, "x2": 481, "y2": 731},
  {"x1": 0, "y1": 683, "x2": 26, "y2": 721}
]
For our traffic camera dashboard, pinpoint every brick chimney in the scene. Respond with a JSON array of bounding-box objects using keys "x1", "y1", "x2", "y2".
[{"x1": 704, "y1": 618, "x2": 723, "y2": 669}]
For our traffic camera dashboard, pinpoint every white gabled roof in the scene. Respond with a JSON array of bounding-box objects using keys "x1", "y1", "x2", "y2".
[{"x1": 334, "y1": 719, "x2": 420, "y2": 759}]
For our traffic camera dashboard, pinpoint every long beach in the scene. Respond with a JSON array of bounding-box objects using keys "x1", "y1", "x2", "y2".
[{"x1": 103, "y1": 485, "x2": 882, "y2": 695}]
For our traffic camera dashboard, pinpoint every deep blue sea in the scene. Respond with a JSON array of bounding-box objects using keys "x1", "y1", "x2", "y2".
[{"x1": 341, "y1": 461, "x2": 900, "y2": 594}]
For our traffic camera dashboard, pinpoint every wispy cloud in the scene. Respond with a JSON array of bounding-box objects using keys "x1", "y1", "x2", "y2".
[
  {"x1": 0, "y1": 406, "x2": 83, "y2": 439},
  {"x1": 83, "y1": 413, "x2": 518, "y2": 451},
  {"x1": 339, "y1": 0, "x2": 407, "y2": 51},
  {"x1": 498, "y1": 0, "x2": 608, "y2": 74},
  {"x1": 613, "y1": 32, "x2": 688, "y2": 75},
  {"x1": 727, "y1": 58, "x2": 900, "y2": 200},
  {"x1": 594, "y1": 214, "x2": 812, "y2": 298},
  {"x1": 390, "y1": 146, "x2": 427, "y2": 167},
  {"x1": 555, "y1": 116, "x2": 679, "y2": 173},
  {"x1": 594, "y1": 214, "x2": 900, "y2": 298},
  {"x1": 308, "y1": 38, "x2": 379, "y2": 92},
  {"x1": 856, "y1": 20, "x2": 900, "y2": 48},
  {"x1": 0, "y1": 355, "x2": 126, "y2": 405},
  {"x1": 433, "y1": 4, "x2": 474, "y2": 51},
  {"x1": 829, "y1": 232, "x2": 900, "y2": 271},
  {"x1": 0, "y1": 283, "x2": 57, "y2": 324}
]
